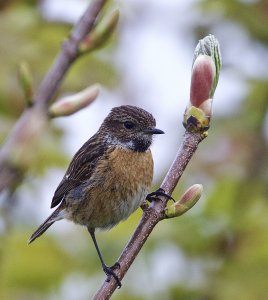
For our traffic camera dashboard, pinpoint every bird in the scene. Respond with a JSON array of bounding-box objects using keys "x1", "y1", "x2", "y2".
[{"x1": 29, "y1": 105, "x2": 164, "y2": 287}]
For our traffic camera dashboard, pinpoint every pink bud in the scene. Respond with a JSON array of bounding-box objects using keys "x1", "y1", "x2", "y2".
[
  {"x1": 179, "y1": 184, "x2": 203, "y2": 206},
  {"x1": 198, "y1": 98, "x2": 213, "y2": 118},
  {"x1": 190, "y1": 55, "x2": 215, "y2": 108}
]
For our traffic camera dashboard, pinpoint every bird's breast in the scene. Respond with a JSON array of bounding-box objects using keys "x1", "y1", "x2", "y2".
[
  {"x1": 101, "y1": 147, "x2": 154, "y2": 222},
  {"x1": 67, "y1": 147, "x2": 154, "y2": 229},
  {"x1": 107, "y1": 146, "x2": 153, "y2": 191}
]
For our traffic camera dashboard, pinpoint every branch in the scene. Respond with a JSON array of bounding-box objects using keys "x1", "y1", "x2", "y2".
[
  {"x1": 92, "y1": 132, "x2": 205, "y2": 299},
  {"x1": 93, "y1": 34, "x2": 222, "y2": 299},
  {"x1": 35, "y1": 0, "x2": 108, "y2": 109},
  {"x1": 0, "y1": 0, "x2": 109, "y2": 192}
]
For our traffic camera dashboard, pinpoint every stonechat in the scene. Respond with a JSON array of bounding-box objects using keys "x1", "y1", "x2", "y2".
[{"x1": 29, "y1": 105, "x2": 164, "y2": 287}]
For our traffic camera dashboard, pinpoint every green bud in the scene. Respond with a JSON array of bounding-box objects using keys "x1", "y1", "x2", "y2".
[
  {"x1": 49, "y1": 84, "x2": 100, "y2": 118},
  {"x1": 79, "y1": 9, "x2": 119, "y2": 53},
  {"x1": 193, "y1": 34, "x2": 222, "y2": 99},
  {"x1": 165, "y1": 184, "x2": 203, "y2": 218},
  {"x1": 18, "y1": 61, "x2": 34, "y2": 106}
]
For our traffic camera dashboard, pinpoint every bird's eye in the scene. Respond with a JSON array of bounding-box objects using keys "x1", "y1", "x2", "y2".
[{"x1": 124, "y1": 121, "x2": 135, "y2": 129}]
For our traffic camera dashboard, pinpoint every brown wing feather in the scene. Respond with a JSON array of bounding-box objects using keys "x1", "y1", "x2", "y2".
[{"x1": 50, "y1": 133, "x2": 107, "y2": 208}]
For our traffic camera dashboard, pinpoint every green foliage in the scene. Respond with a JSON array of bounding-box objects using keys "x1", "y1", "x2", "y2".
[
  {"x1": 0, "y1": 231, "x2": 77, "y2": 297},
  {"x1": 31, "y1": 126, "x2": 68, "y2": 175},
  {"x1": 200, "y1": 0, "x2": 268, "y2": 43}
]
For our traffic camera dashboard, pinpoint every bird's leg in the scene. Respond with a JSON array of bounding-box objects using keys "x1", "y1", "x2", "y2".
[
  {"x1": 87, "y1": 228, "x2": 122, "y2": 288},
  {"x1": 146, "y1": 188, "x2": 174, "y2": 202}
]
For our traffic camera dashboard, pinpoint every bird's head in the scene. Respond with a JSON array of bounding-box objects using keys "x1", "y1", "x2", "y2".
[{"x1": 100, "y1": 105, "x2": 164, "y2": 152}]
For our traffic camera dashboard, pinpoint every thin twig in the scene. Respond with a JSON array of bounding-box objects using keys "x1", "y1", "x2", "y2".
[
  {"x1": 0, "y1": 0, "x2": 108, "y2": 192},
  {"x1": 92, "y1": 131, "x2": 206, "y2": 299},
  {"x1": 35, "y1": 0, "x2": 108, "y2": 109}
]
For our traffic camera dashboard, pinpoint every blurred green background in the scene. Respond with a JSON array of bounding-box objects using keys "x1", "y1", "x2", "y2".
[{"x1": 0, "y1": 0, "x2": 267, "y2": 299}]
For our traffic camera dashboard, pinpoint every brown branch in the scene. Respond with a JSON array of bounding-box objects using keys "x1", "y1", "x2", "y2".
[
  {"x1": 35, "y1": 0, "x2": 108, "y2": 109},
  {"x1": 0, "y1": 0, "x2": 108, "y2": 192},
  {"x1": 92, "y1": 131, "x2": 206, "y2": 299}
]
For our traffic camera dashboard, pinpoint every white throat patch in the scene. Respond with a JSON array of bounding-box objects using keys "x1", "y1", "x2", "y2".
[{"x1": 104, "y1": 133, "x2": 135, "y2": 150}]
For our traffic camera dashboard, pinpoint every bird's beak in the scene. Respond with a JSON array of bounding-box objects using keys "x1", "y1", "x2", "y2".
[{"x1": 144, "y1": 128, "x2": 164, "y2": 135}]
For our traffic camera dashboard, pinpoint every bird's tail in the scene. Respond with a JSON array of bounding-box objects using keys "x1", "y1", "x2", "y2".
[{"x1": 28, "y1": 208, "x2": 63, "y2": 244}]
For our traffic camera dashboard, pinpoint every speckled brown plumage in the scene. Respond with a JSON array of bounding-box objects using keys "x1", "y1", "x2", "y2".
[{"x1": 29, "y1": 105, "x2": 164, "y2": 287}]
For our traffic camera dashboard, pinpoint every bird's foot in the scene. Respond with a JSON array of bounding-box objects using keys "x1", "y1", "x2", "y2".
[
  {"x1": 146, "y1": 188, "x2": 174, "y2": 202},
  {"x1": 103, "y1": 262, "x2": 121, "y2": 288}
]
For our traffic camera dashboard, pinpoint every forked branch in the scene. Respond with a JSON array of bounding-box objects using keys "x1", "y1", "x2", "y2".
[{"x1": 0, "y1": 0, "x2": 110, "y2": 192}]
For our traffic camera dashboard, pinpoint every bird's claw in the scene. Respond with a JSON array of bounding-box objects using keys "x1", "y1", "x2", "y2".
[
  {"x1": 146, "y1": 188, "x2": 174, "y2": 202},
  {"x1": 103, "y1": 262, "x2": 121, "y2": 288}
]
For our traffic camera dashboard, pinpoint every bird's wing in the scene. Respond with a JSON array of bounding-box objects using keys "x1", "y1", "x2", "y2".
[{"x1": 50, "y1": 134, "x2": 107, "y2": 208}]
